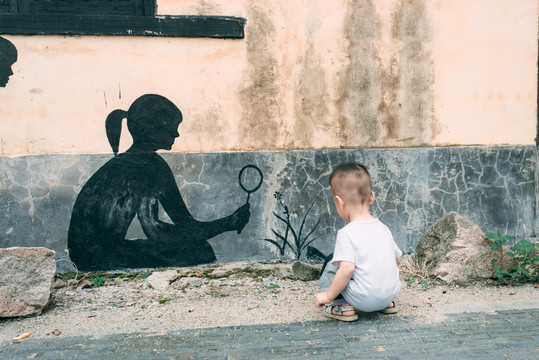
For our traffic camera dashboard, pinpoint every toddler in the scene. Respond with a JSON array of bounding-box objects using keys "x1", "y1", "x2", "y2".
[{"x1": 315, "y1": 162, "x2": 402, "y2": 321}]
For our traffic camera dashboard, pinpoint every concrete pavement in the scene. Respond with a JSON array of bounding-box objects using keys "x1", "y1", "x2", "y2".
[{"x1": 1, "y1": 308, "x2": 538, "y2": 359}]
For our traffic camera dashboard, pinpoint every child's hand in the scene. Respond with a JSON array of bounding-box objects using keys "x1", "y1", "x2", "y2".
[{"x1": 315, "y1": 292, "x2": 331, "y2": 308}]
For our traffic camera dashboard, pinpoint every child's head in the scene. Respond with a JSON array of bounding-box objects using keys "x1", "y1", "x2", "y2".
[
  {"x1": 0, "y1": 37, "x2": 17, "y2": 87},
  {"x1": 106, "y1": 94, "x2": 182, "y2": 155},
  {"x1": 329, "y1": 162, "x2": 373, "y2": 206}
]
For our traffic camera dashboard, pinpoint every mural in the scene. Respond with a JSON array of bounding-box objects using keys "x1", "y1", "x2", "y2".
[
  {"x1": 67, "y1": 94, "x2": 251, "y2": 271},
  {"x1": 237, "y1": 164, "x2": 263, "y2": 233},
  {"x1": 0, "y1": 37, "x2": 17, "y2": 87},
  {"x1": 264, "y1": 191, "x2": 322, "y2": 259}
]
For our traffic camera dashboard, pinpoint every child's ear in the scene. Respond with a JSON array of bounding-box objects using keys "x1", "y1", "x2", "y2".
[
  {"x1": 334, "y1": 195, "x2": 345, "y2": 209},
  {"x1": 369, "y1": 191, "x2": 375, "y2": 205}
]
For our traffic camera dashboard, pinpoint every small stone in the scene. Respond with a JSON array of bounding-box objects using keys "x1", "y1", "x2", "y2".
[
  {"x1": 146, "y1": 270, "x2": 179, "y2": 290},
  {"x1": 275, "y1": 270, "x2": 287, "y2": 280},
  {"x1": 291, "y1": 261, "x2": 321, "y2": 281},
  {"x1": 172, "y1": 277, "x2": 205, "y2": 290}
]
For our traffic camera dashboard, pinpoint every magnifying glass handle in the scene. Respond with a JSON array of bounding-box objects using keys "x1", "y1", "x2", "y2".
[{"x1": 237, "y1": 193, "x2": 250, "y2": 234}]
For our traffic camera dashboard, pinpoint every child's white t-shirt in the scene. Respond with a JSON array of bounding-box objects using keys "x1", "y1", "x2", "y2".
[{"x1": 332, "y1": 219, "x2": 402, "y2": 312}]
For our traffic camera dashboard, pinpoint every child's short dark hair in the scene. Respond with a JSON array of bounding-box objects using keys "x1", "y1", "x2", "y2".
[{"x1": 329, "y1": 162, "x2": 372, "y2": 204}]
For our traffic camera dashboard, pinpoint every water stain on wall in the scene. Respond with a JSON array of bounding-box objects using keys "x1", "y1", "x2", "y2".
[
  {"x1": 393, "y1": 0, "x2": 437, "y2": 144},
  {"x1": 336, "y1": 0, "x2": 382, "y2": 146},
  {"x1": 294, "y1": 44, "x2": 328, "y2": 148},
  {"x1": 239, "y1": 5, "x2": 283, "y2": 150},
  {"x1": 189, "y1": 105, "x2": 226, "y2": 150},
  {"x1": 337, "y1": 0, "x2": 436, "y2": 147}
]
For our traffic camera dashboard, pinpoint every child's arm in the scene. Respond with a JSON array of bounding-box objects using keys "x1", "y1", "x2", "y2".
[{"x1": 315, "y1": 260, "x2": 355, "y2": 308}]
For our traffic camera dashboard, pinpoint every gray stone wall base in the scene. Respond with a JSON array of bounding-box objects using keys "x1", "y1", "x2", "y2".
[{"x1": 0, "y1": 145, "x2": 535, "y2": 272}]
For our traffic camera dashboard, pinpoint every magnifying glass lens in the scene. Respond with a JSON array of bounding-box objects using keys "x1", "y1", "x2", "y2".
[{"x1": 240, "y1": 168, "x2": 261, "y2": 191}]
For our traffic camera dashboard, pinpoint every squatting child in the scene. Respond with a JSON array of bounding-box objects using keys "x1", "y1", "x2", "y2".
[{"x1": 315, "y1": 162, "x2": 402, "y2": 321}]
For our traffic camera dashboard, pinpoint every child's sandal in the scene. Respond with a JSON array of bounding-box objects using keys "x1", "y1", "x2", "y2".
[
  {"x1": 378, "y1": 301, "x2": 397, "y2": 314},
  {"x1": 323, "y1": 304, "x2": 359, "y2": 322}
]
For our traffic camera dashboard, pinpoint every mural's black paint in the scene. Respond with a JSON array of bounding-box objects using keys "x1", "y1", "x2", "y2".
[
  {"x1": 0, "y1": 37, "x2": 17, "y2": 87},
  {"x1": 264, "y1": 191, "x2": 322, "y2": 259},
  {"x1": 1, "y1": 0, "x2": 156, "y2": 16},
  {"x1": 68, "y1": 94, "x2": 251, "y2": 271},
  {"x1": 237, "y1": 164, "x2": 263, "y2": 234},
  {"x1": 0, "y1": 14, "x2": 246, "y2": 38},
  {"x1": 1, "y1": 1, "x2": 244, "y2": 38}
]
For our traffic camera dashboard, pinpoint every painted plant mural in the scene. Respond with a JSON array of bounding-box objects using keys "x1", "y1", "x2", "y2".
[
  {"x1": 264, "y1": 191, "x2": 324, "y2": 260},
  {"x1": 0, "y1": 37, "x2": 17, "y2": 87},
  {"x1": 68, "y1": 94, "x2": 251, "y2": 271}
]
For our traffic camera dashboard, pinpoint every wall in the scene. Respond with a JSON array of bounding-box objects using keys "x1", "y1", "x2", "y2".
[{"x1": 0, "y1": 0, "x2": 537, "y2": 272}]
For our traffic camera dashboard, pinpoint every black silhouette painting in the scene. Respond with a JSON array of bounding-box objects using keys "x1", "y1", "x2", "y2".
[
  {"x1": 0, "y1": 37, "x2": 17, "y2": 87},
  {"x1": 68, "y1": 94, "x2": 251, "y2": 271}
]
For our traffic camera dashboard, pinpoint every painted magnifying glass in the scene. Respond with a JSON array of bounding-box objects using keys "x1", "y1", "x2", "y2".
[
  {"x1": 237, "y1": 164, "x2": 263, "y2": 234},
  {"x1": 238, "y1": 164, "x2": 264, "y2": 204}
]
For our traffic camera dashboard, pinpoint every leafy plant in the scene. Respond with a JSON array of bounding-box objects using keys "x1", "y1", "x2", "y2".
[
  {"x1": 90, "y1": 275, "x2": 106, "y2": 287},
  {"x1": 268, "y1": 283, "x2": 281, "y2": 293},
  {"x1": 267, "y1": 283, "x2": 280, "y2": 290},
  {"x1": 486, "y1": 231, "x2": 538, "y2": 284},
  {"x1": 406, "y1": 276, "x2": 416, "y2": 287},
  {"x1": 263, "y1": 191, "x2": 321, "y2": 260}
]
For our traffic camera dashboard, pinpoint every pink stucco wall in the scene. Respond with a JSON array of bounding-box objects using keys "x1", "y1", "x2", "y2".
[{"x1": 0, "y1": 0, "x2": 536, "y2": 157}]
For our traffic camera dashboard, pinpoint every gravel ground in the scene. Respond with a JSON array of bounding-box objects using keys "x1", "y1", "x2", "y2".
[{"x1": 1, "y1": 261, "x2": 538, "y2": 345}]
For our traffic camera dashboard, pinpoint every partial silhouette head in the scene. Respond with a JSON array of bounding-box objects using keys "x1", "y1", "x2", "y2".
[
  {"x1": 0, "y1": 37, "x2": 18, "y2": 87},
  {"x1": 106, "y1": 94, "x2": 182, "y2": 155}
]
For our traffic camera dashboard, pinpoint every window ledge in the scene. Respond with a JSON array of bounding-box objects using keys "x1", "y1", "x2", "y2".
[{"x1": 0, "y1": 14, "x2": 246, "y2": 38}]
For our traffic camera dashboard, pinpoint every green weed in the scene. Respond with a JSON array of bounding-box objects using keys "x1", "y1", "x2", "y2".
[
  {"x1": 268, "y1": 283, "x2": 280, "y2": 290},
  {"x1": 485, "y1": 231, "x2": 538, "y2": 284},
  {"x1": 90, "y1": 275, "x2": 106, "y2": 287}
]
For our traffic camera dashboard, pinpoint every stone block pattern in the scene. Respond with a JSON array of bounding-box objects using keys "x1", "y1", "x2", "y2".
[{"x1": 0, "y1": 146, "x2": 535, "y2": 271}]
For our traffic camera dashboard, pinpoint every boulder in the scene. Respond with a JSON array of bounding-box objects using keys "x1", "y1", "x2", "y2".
[
  {"x1": 0, "y1": 247, "x2": 56, "y2": 317},
  {"x1": 292, "y1": 261, "x2": 321, "y2": 281},
  {"x1": 146, "y1": 270, "x2": 179, "y2": 290},
  {"x1": 415, "y1": 212, "x2": 513, "y2": 284}
]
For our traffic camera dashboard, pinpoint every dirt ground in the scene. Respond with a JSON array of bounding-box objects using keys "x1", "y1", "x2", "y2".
[{"x1": 1, "y1": 261, "x2": 538, "y2": 345}]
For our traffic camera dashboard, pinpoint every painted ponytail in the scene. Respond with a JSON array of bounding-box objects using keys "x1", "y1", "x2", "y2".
[{"x1": 105, "y1": 109, "x2": 128, "y2": 156}]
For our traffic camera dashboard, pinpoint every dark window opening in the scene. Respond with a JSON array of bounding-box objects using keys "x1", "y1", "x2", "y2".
[
  {"x1": 0, "y1": 0, "x2": 245, "y2": 38},
  {"x1": 2, "y1": 0, "x2": 155, "y2": 16}
]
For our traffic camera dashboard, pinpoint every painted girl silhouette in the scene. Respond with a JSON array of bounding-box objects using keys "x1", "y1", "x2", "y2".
[
  {"x1": 68, "y1": 94, "x2": 250, "y2": 271},
  {"x1": 0, "y1": 37, "x2": 17, "y2": 87}
]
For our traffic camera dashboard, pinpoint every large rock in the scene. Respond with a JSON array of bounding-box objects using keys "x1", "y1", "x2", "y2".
[
  {"x1": 0, "y1": 247, "x2": 56, "y2": 317},
  {"x1": 415, "y1": 212, "x2": 513, "y2": 284}
]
